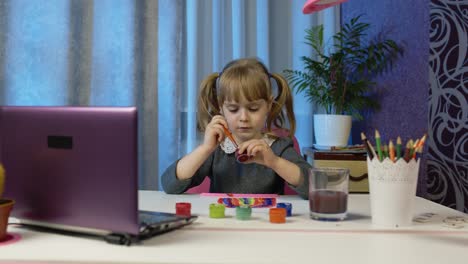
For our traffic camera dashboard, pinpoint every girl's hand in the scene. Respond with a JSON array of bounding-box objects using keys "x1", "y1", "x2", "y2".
[
  {"x1": 203, "y1": 115, "x2": 228, "y2": 151},
  {"x1": 238, "y1": 138, "x2": 279, "y2": 168}
]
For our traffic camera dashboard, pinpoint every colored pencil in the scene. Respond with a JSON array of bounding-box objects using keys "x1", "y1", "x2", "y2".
[
  {"x1": 416, "y1": 134, "x2": 427, "y2": 151},
  {"x1": 361, "y1": 132, "x2": 376, "y2": 160},
  {"x1": 383, "y1": 144, "x2": 389, "y2": 159},
  {"x1": 410, "y1": 139, "x2": 419, "y2": 159},
  {"x1": 389, "y1": 140, "x2": 395, "y2": 162},
  {"x1": 403, "y1": 139, "x2": 413, "y2": 162},
  {"x1": 396, "y1": 136, "x2": 402, "y2": 160},
  {"x1": 375, "y1": 130, "x2": 383, "y2": 161},
  {"x1": 412, "y1": 135, "x2": 425, "y2": 159}
]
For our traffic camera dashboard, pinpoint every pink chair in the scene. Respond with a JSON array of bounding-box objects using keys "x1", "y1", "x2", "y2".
[{"x1": 186, "y1": 128, "x2": 301, "y2": 195}]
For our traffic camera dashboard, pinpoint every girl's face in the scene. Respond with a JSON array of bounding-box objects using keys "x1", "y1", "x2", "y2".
[{"x1": 221, "y1": 95, "x2": 271, "y2": 143}]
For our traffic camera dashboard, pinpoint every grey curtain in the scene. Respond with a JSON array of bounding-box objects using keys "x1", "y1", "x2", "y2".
[{"x1": 0, "y1": 0, "x2": 159, "y2": 189}]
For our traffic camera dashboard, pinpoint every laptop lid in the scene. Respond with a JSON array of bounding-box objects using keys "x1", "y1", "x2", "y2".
[{"x1": 0, "y1": 106, "x2": 141, "y2": 235}]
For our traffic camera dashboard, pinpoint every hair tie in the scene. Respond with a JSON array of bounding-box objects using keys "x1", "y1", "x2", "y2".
[{"x1": 214, "y1": 72, "x2": 221, "y2": 99}]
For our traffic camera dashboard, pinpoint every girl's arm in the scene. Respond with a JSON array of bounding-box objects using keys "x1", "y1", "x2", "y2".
[
  {"x1": 269, "y1": 157, "x2": 304, "y2": 187},
  {"x1": 269, "y1": 147, "x2": 311, "y2": 199},
  {"x1": 176, "y1": 115, "x2": 228, "y2": 180},
  {"x1": 239, "y1": 138, "x2": 310, "y2": 198},
  {"x1": 175, "y1": 144, "x2": 213, "y2": 180}
]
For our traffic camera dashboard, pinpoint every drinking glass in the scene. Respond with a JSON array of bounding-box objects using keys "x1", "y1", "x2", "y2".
[{"x1": 309, "y1": 167, "x2": 349, "y2": 221}]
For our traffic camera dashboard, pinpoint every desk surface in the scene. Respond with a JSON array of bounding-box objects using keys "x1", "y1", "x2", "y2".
[{"x1": 2, "y1": 191, "x2": 468, "y2": 264}]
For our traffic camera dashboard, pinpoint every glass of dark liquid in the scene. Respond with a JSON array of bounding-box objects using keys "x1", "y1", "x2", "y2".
[{"x1": 309, "y1": 167, "x2": 349, "y2": 221}]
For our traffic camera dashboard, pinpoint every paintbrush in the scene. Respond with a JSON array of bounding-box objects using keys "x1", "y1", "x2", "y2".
[
  {"x1": 222, "y1": 126, "x2": 239, "y2": 149},
  {"x1": 222, "y1": 126, "x2": 251, "y2": 162}
]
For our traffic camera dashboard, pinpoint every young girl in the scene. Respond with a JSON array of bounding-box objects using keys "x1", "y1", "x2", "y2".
[{"x1": 161, "y1": 58, "x2": 311, "y2": 199}]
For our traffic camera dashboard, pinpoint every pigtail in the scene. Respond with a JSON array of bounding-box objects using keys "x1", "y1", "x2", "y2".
[
  {"x1": 197, "y1": 73, "x2": 220, "y2": 131},
  {"x1": 267, "y1": 73, "x2": 296, "y2": 137}
]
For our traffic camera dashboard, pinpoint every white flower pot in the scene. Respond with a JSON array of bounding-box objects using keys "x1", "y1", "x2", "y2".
[{"x1": 313, "y1": 114, "x2": 352, "y2": 149}]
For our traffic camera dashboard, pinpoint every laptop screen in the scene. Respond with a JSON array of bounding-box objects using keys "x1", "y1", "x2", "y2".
[{"x1": 0, "y1": 106, "x2": 140, "y2": 235}]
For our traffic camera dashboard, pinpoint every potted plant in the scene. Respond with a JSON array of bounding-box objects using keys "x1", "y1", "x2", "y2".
[{"x1": 284, "y1": 15, "x2": 403, "y2": 148}]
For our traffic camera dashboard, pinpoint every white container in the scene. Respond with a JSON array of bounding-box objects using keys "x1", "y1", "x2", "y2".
[
  {"x1": 367, "y1": 157, "x2": 420, "y2": 228},
  {"x1": 313, "y1": 114, "x2": 352, "y2": 148}
]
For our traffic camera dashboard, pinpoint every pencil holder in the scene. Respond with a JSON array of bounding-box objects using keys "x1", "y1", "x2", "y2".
[{"x1": 367, "y1": 157, "x2": 420, "y2": 228}]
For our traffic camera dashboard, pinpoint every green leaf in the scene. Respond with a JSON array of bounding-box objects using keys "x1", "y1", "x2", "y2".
[{"x1": 283, "y1": 15, "x2": 403, "y2": 119}]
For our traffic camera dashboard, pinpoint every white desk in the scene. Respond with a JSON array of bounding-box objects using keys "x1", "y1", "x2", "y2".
[{"x1": 1, "y1": 191, "x2": 468, "y2": 264}]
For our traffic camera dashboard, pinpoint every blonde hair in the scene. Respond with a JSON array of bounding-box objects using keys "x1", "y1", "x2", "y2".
[{"x1": 197, "y1": 58, "x2": 296, "y2": 137}]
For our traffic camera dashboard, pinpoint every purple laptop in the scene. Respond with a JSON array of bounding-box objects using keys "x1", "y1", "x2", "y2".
[{"x1": 0, "y1": 106, "x2": 196, "y2": 245}]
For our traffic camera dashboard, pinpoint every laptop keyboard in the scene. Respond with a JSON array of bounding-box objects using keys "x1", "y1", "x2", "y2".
[
  {"x1": 137, "y1": 211, "x2": 196, "y2": 240},
  {"x1": 138, "y1": 211, "x2": 181, "y2": 226}
]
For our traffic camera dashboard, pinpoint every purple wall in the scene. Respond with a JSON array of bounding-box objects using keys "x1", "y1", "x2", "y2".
[{"x1": 342, "y1": 0, "x2": 430, "y2": 197}]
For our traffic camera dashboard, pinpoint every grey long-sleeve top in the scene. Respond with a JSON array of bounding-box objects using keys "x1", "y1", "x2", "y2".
[{"x1": 161, "y1": 137, "x2": 311, "y2": 199}]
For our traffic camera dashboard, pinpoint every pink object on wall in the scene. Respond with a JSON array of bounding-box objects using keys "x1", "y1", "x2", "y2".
[
  {"x1": 302, "y1": 0, "x2": 348, "y2": 14},
  {"x1": 186, "y1": 128, "x2": 302, "y2": 195}
]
